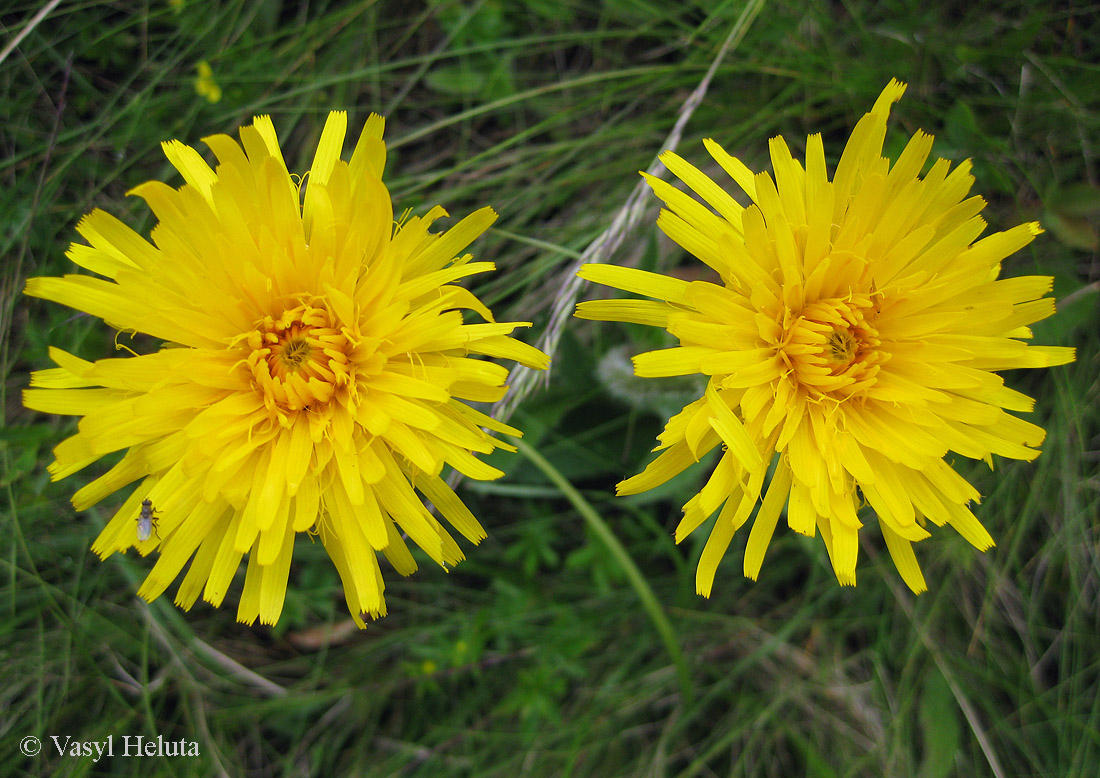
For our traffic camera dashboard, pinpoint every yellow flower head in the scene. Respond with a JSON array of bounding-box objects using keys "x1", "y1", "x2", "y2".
[
  {"x1": 576, "y1": 80, "x2": 1074, "y2": 595},
  {"x1": 194, "y1": 60, "x2": 221, "y2": 104},
  {"x1": 25, "y1": 111, "x2": 548, "y2": 626}
]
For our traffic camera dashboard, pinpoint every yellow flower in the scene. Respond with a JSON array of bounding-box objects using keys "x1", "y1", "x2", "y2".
[
  {"x1": 576, "y1": 80, "x2": 1074, "y2": 595},
  {"x1": 194, "y1": 60, "x2": 221, "y2": 104},
  {"x1": 25, "y1": 111, "x2": 548, "y2": 626}
]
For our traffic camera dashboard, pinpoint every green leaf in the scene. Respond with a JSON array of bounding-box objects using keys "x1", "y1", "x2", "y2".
[
  {"x1": 918, "y1": 669, "x2": 961, "y2": 778},
  {"x1": 1036, "y1": 283, "x2": 1097, "y2": 345},
  {"x1": 0, "y1": 425, "x2": 53, "y2": 489},
  {"x1": 944, "y1": 101, "x2": 982, "y2": 151},
  {"x1": 425, "y1": 65, "x2": 487, "y2": 97},
  {"x1": 1041, "y1": 208, "x2": 1098, "y2": 250},
  {"x1": 1046, "y1": 182, "x2": 1100, "y2": 219}
]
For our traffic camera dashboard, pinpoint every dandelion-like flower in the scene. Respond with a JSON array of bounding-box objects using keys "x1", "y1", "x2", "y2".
[
  {"x1": 25, "y1": 112, "x2": 548, "y2": 626},
  {"x1": 193, "y1": 61, "x2": 222, "y2": 104},
  {"x1": 576, "y1": 81, "x2": 1074, "y2": 594}
]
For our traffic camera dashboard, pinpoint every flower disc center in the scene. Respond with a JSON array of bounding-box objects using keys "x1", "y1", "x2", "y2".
[
  {"x1": 276, "y1": 334, "x2": 313, "y2": 370},
  {"x1": 782, "y1": 295, "x2": 884, "y2": 399},
  {"x1": 246, "y1": 300, "x2": 354, "y2": 420}
]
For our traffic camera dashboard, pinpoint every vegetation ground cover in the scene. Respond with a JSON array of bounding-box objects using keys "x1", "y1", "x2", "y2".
[{"x1": 3, "y1": 1, "x2": 1097, "y2": 776}]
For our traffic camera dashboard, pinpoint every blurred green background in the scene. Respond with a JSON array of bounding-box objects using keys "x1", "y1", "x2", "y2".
[{"x1": 3, "y1": 1, "x2": 1097, "y2": 776}]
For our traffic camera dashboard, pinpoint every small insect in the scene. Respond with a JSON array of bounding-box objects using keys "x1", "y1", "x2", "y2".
[{"x1": 136, "y1": 498, "x2": 160, "y2": 541}]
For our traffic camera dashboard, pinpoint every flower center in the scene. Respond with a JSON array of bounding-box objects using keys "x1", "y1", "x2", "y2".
[
  {"x1": 780, "y1": 294, "x2": 884, "y2": 399},
  {"x1": 246, "y1": 299, "x2": 355, "y2": 422}
]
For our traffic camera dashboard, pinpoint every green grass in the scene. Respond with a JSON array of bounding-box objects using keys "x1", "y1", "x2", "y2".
[{"x1": 3, "y1": 1, "x2": 1098, "y2": 776}]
